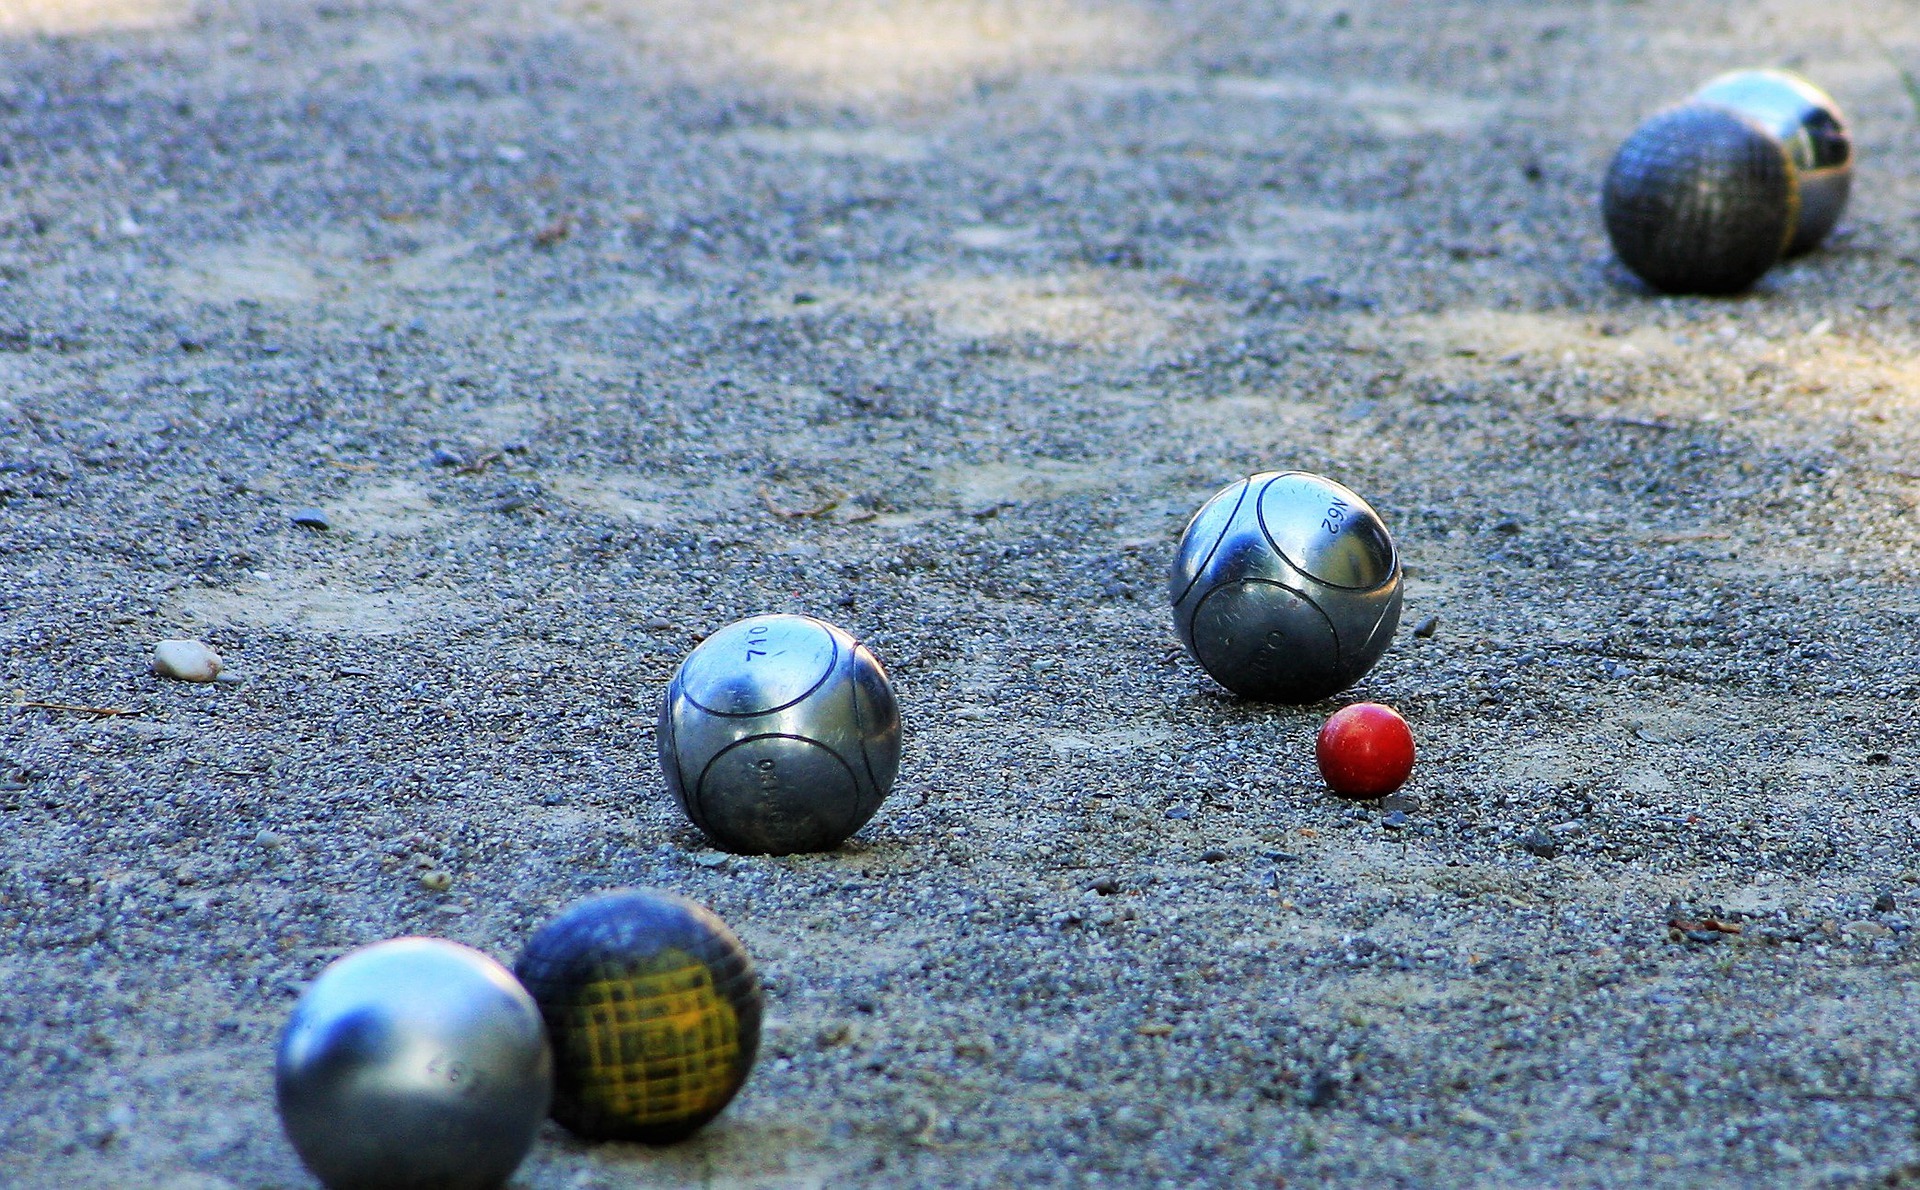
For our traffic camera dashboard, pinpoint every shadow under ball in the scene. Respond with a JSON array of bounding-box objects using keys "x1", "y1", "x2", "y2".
[
  {"x1": 1693, "y1": 68, "x2": 1851, "y2": 255},
  {"x1": 1169, "y1": 471, "x2": 1402, "y2": 704},
  {"x1": 659, "y1": 613, "x2": 901, "y2": 855},
  {"x1": 513, "y1": 888, "x2": 762, "y2": 1144},
  {"x1": 275, "y1": 938, "x2": 553, "y2": 1190},
  {"x1": 1602, "y1": 103, "x2": 1796, "y2": 295}
]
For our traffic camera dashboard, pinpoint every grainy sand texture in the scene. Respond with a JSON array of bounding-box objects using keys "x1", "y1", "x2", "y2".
[{"x1": 5, "y1": 1, "x2": 1920, "y2": 1186}]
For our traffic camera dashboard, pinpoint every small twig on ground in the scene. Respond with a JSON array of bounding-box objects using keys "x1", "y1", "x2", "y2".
[
  {"x1": 758, "y1": 486, "x2": 842, "y2": 519},
  {"x1": 11, "y1": 699, "x2": 141, "y2": 716},
  {"x1": 326, "y1": 459, "x2": 380, "y2": 472},
  {"x1": 1670, "y1": 915, "x2": 1742, "y2": 935},
  {"x1": 1560, "y1": 413, "x2": 1679, "y2": 432}
]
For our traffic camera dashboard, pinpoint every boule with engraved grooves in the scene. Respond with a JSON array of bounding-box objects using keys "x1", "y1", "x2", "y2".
[
  {"x1": 1169, "y1": 471, "x2": 1402, "y2": 704},
  {"x1": 1602, "y1": 102, "x2": 1795, "y2": 295},
  {"x1": 275, "y1": 937, "x2": 553, "y2": 1190},
  {"x1": 514, "y1": 888, "x2": 763, "y2": 1144},
  {"x1": 658, "y1": 613, "x2": 901, "y2": 855},
  {"x1": 1693, "y1": 68, "x2": 1852, "y2": 255}
]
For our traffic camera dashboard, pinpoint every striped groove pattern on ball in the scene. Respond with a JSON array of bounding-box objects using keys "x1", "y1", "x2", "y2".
[{"x1": 1602, "y1": 102, "x2": 1797, "y2": 295}]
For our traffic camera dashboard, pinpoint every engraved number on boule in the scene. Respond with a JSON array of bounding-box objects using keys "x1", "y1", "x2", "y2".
[
  {"x1": 745, "y1": 623, "x2": 771, "y2": 661},
  {"x1": 1321, "y1": 498, "x2": 1349, "y2": 536},
  {"x1": 427, "y1": 1053, "x2": 481, "y2": 1095}
]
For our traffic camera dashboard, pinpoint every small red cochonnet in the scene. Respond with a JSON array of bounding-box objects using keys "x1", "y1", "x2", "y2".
[{"x1": 1315, "y1": 703, "x2": 1416, "y2": 799}]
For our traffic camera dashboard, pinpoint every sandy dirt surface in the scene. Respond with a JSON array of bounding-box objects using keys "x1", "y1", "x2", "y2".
[{"x1": 5, "y1": 1, "x2": 1920, "y2": 1186}]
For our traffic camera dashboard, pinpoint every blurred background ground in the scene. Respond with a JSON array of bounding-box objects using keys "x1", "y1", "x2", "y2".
[{"x1": 4, "y1": 0, "x2": 1920, "y2": 1185}]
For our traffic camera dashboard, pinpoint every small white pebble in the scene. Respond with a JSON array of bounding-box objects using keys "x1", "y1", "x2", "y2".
[
  {"x1": 152, "y1": 640, "x2": 222, "y2": 683},
  {"x1": 419, "y1": 870, "x2": 454, "y2": 892}
]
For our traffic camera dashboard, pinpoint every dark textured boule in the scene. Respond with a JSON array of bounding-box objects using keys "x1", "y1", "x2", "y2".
[
  {"x1": 1693, "y1": 68, "x2": 1852, "y2": 255},
  {"x1": 513, "y1": 888, "x2": 763, "y2": 1144},
  {"x1": 1602, "y1": 102, "x2": 1797, "y2": 295}
]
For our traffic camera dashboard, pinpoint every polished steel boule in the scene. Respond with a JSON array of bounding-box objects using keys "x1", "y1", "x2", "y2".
[
  {"x1": 1169, "y1": 471, "x2": 1402, "y2": 704},
  {"x1": 275, "y1": 937, "x2": 552, "y2": 1190},
  {"x1": 514, "y1": 887, "x2": 763, "y2": 1144},
  {"x1": 1693, "y1": 68, "x2": 1851, "y2": 255},
  {"x1": 658, "y1": 613, "x2": 901, "y2": 855},
  {"x1": 1602, "y1": 102, "x2": 1796, "y2": 295}
]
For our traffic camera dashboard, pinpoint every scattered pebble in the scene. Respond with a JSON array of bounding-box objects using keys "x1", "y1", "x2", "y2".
[
  {"x1": 1303, "y1": 1071, "x2": 1341, "y2": 1109},
  {"x1": 1087, "y1": 876, "x2": 1119, "y2": 895},
  {"x1": 152, "y1": 640, "x2": 223, "y2": 683},
  {"x1": 1412, "y1": 615, "x2": 1440, "y2": 639},
  {"x1": 1520, "y1": 828, "x2": 1559, "y2": 858},
  {"x1": 1450, "y1": 1104, "x2": 1497, "y2": 1130},
  {"x1": 1875, "y1": 892, "x2": 1897, "y2": 913},
  {"x1": 690, "y1": 852, "x2": 730, "y2": 869},
  {"x1": 1164, "y1": 805, "x2": 1193, "y2": 820},
  {"x1": 426, "y1": 446, "x2": 466, "y2": 468},
  {"x1": 1199, "y1": 848, "x2": 1228, "y2": 862},
  {"x1": 419, "y1": 869, "x2": 454, "y2": 892},
  {"x1": 288, "y1": 506, "x2": 330, "y2": 530}
]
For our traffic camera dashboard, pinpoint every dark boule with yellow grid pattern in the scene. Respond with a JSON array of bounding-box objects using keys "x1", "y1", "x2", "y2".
[
  {"x1": 513, "y1": 888, "x2": 763, "y2": 1144},
  {"x1": 1602, "y1": 102, "x2": 1796, "y2": 295}
]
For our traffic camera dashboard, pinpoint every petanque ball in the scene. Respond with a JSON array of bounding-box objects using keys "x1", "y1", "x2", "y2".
[
  {"x1": 513, "y1": 888, "x2": 763, "y2": 1144},
  {"x1": 1169, "y1": 471, "x2": 1402, "y2": 704},
  {"x1": 1692, "y1": 68, "x2": 1852, "y2": 255},
  {"x1": 658, "y1": 613, "x2": 901, "y2": 855},
  {"x1": 1602, "y1": 102, "x2": 1795, "y2": 295},
  {"x1": 275, "y1": 937, "x2": 552, "y2": 1190}
]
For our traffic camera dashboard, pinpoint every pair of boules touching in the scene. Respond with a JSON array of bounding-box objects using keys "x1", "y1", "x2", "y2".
[
  {"x1": 1605, "y1": 68, "x2": 1853, "y2": 294},
  {"x1": 277, "y1": 887, "x2": 761, "y2": 1190}
]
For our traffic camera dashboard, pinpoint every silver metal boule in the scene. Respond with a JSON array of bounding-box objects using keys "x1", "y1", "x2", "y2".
[
  {"x1": 1693, "y1": 68, "x2": 1851, "y2": 255},
  {"x1": 658, "y1": 613, "x2": 901, "y2": 855},
  {"x1": 1169, "y1": 471, "x2": 1402, "y2": 704},
  {"x1": 1602, "y1": 102, "x2": 1795, "y2": 295},
  {"x1": 275, "y1": 937, "x2": 552, "y2": 1190}
]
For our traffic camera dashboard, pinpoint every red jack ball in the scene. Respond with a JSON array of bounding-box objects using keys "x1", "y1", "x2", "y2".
[{"x1": 1316, "y1": 703, "x2": 1415, "y2": 799}]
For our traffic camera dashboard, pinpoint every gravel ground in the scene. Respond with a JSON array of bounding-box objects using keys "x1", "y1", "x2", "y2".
[{"x1": 6, "y1": 1, "x2": 1920, "y2": 1186}]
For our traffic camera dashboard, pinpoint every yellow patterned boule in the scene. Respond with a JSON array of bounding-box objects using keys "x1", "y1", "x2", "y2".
[{"x1": 514, "y1": 889, "x2": 763, "y2": 1143}]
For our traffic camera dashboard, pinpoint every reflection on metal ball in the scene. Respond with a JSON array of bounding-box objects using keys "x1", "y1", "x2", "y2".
[
  {"x1": 275, "y1": 937, "x2": 552, "y2": 1190},
  {"x1": 1603, "y1": 102, "x2": 1795, "y2": 295},
  {"x1": 1693, "y1": 68, "x2": 1851, "y2": 255},
  {"x1": 1169, "y1": 471, "x2": 1402, "y2": 704},
  {"x1": 513, "y1": 888, "x2": 763, "y2": 1144},
  {"x1": 658, "y1": 613, "x2": 901, "y2": 855}
]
